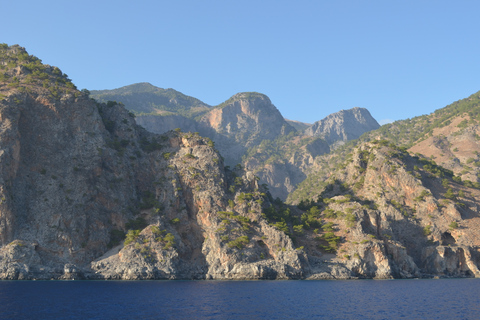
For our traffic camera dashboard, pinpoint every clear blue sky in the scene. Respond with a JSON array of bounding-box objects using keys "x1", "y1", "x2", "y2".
[{"x1": 3, "y1": 1, "x2": 480, "y2": 124}]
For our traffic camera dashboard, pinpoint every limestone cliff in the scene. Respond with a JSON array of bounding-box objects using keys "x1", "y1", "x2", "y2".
[{"x1": 199, "y1": 92, "x2": 296, "y2": 165}]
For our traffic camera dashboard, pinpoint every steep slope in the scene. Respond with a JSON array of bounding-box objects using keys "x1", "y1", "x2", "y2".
[
  {"x1": 1, "y1": 44, "x2": 479, "y2": 280},
  {"x1": 285, "y1": 119, "x2": 311, "y2": 131},
  {"x1": 91, "y1": 83, "x2": 382, "y2": 200}
]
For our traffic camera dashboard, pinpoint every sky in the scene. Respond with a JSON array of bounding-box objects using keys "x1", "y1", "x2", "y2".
[{"x1": 3, "y1": 1, "x2": 480, "y2": 125}]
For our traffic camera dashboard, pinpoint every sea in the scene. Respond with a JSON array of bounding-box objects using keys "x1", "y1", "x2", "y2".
[{"x1": 0, "y1": 278, "x2": 479, "y2": 319}]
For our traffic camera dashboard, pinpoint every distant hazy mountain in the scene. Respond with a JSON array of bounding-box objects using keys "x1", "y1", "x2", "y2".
[{"x1": 90, "y1": 82, "x2": 211, "y2": 118}]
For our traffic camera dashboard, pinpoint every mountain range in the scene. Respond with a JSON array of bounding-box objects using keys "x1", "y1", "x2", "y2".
[
  {"x1": 1, "y1": 44, "x2": 480, "y2": 280},
  {"x1": 91, "y1": 84, "x2": 380, "y2": 199}
]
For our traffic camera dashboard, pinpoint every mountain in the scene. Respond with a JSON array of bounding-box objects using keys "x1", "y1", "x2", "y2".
[
  {"x1": 304, "y1": 107, "x2": 380, "y2": 146},
  {"x1": 284, "y1": 90, "x2": 480, "y2": 278},
  {"x1": 199, "y1": 92, "x2": 296, "y2": 165},
  {"x1": 243, "y1": 108, "x2": 379, "y2": 200},
  {"x1": 93, "y1": 87, "x2": 297, "y2": 166}
]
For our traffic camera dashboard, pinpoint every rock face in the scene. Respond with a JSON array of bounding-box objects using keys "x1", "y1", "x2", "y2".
[
  {"x1": 305, "y1": 107, "x2": 380, "y2": 146},
  {"x1": 242, "y1": 107, "x2": 380, "y2": 200},
  {"x1": 0, "y1": 45, "x2": 304, "y2": 280},
  {"x1": 244, "y1": 137, "x2": 331, "y2": 200},
  {"x1": 199, "y1": 92, "x2": 296, "y2": 165}
]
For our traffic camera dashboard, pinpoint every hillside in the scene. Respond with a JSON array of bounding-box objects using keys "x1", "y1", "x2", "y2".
[
  {"x1": 285, "y1": 119, "x2": 311, "y2": 131},
  {"x1": 288, "y1": 140, "x2": 480, "y2": 278},
  {"x1": 291, "y1": 90, "x2": 480, "y2": 203},
  {"x1": 351, "y1": 90, "x2": 480, "y2": 184}
]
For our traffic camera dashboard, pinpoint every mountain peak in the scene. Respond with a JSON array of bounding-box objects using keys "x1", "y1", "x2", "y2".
[
  {"x1": 216, "y1": 92, "x2": 271, "y2": 109},
  {"x1": 305, "y1": 107, "x2": 380, "y2": 145}
]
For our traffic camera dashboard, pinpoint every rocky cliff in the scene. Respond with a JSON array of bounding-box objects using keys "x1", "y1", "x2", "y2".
[
  {"x1": 199, "y1": 92, "x2": 296, "y2": 165},
  {"x1": 0, "y1": 45, "x2": 304, "y2": 280}
]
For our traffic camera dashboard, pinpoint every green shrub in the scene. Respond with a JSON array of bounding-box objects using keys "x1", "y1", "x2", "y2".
[
  {"x1": 162, "y1": 233, "x2": 175, "y2": 249},
  {"x1": 449, "y1": 221, "x2": 459, "y2": 230},
  {"x1": 423, "y1": 225, "x2": 432, "y2": 236},
  {"x1": 124, "y1": 229, "x2": 141, "y2": 246},
  {"x1": 170, "y1": 218, "x2": 180, "y2": 224},
  {"x1": 273, "y1": 221, "x2": 289, "y2": 234},
  {"x1": 293, "y1": 224, "x2": 304, "y2": 234},
  {"x1": 227, "y1": 236, "x2": 249, "y2": 249}
]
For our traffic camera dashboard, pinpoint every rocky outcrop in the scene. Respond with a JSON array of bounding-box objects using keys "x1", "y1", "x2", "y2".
[
  {"x1": 199, "y1": 92, "x2": 295, "y2": 165},
  {"x1": 93, "y1": 85, "x2": 381, "y2": 200},
  {"x1": 305, "y1": 107, "x2": 380, "y2": 146}
]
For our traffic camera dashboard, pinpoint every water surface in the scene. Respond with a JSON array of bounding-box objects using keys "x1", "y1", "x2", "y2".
[{"x1": 0, "y1": 279, "x2": 479, "y2": 319}]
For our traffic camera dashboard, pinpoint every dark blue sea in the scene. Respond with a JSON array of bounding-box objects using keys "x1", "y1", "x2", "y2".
[{"x1": 0, "y1": 279, "x2": 479, "y2": 319}]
